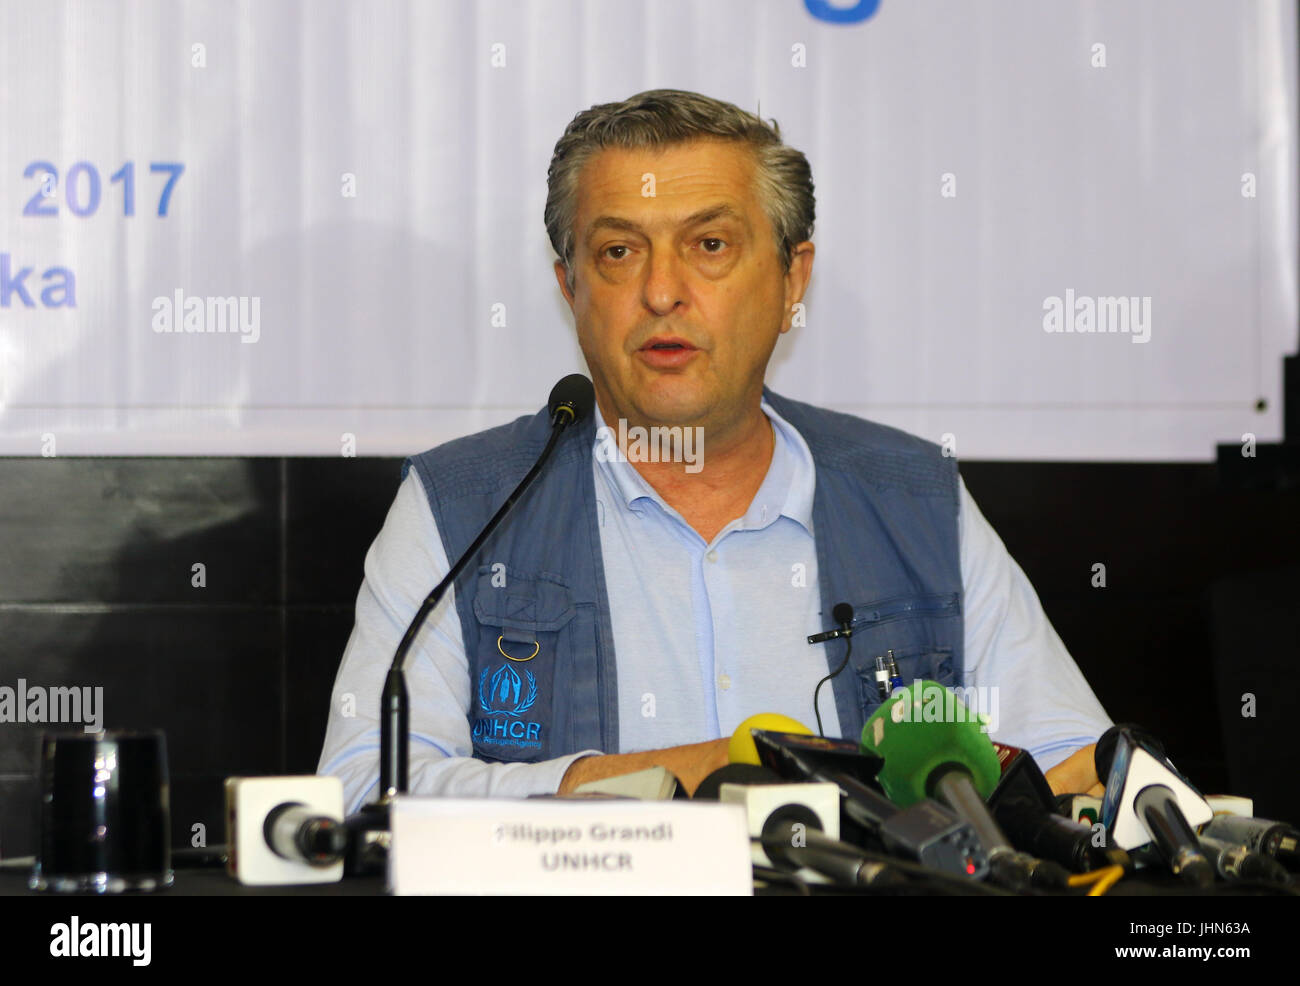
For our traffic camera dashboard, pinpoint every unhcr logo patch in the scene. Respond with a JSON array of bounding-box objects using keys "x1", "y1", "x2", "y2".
[
  {"x1": 473, "y1": 663, "x2": 542, "y2": 750},
  {"x1": 478, "y1": 663, "x2": 537, "y2": 717}
]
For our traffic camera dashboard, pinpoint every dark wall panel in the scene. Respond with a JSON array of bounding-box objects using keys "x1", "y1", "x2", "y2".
[
  {"x1": 0, "y1": 459, "x2": 280, "y2": 604},
  {"x1": 961, "y1": 460, "x2": 1300, "y2": 813}
]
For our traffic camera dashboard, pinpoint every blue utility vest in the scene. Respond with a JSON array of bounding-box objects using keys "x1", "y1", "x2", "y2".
[{"x1": 402, "y1": 389, "x2": 963, "y2": 762}]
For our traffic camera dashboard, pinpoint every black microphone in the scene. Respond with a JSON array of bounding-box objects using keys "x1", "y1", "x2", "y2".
[
  {"x1": 345, "y1": 375, "x2": 594, "y2": 875},
  {"x1": 759, "y1": 809, "x2": 906, "y2": 888},
  {"x1": 807, "y1": 602, "x2": 855, "y2": 643},
  {"x1": 1197, "y1": 834, "x2": 1291, "y2": 885},
  {"x1": 692, "y1": 764, "x2": 782, "y2": 802},
  {"x1": 1201, "y1": 815, "x2": 1300, "y2": 872},
  {"x1": 988, "y1": 742, "x2": 1127, "y2": 873},
  {"x1": 547, "y1": 372, "x2": 594, "y2": 427}
]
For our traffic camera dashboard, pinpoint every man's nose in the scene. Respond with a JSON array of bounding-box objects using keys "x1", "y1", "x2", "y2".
[{"x1": 641, "y1": 246, "x2": 687, "y2": 316}]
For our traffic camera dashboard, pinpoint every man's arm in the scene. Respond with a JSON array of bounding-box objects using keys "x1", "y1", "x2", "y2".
[
  {"x1": 317, "y1": 470, "x2": 600, "y2": 812},
  {"x1": 1044, "y1": 743, "x2": 1105, "y2": 797},
  {"x1": 958, "y1": 476, "x2": 1111, "y2": 794},
  {"x1": 558, "y1": 738, "x2": 731, "y2": 795}
]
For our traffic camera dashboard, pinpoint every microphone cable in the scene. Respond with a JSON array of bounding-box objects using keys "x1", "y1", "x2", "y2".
[
  {"x1": 811, "y1": 602, "x2": 855, "y2": 736},
  {"x1": 1067, "y1": 864, "x2": 1126, "y2": 896}
]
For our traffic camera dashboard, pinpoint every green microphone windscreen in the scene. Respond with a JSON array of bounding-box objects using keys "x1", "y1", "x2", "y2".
[{"x1": 860, "y1": 680, "x2": 1001, "y2": 807}]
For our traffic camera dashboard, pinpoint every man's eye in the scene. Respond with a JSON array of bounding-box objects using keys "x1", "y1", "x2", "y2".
[
  {"x1": 700, "y1": 238, "x2": 727, "y2": 253},
  {"x1": 603, "y1": 245, "x2": 629, "y2": 260}
]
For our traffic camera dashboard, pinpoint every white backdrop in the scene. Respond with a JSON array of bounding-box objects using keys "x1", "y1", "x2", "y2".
[{"x1": 0, "y1": 0, "x2": 1295, "y2": 459}]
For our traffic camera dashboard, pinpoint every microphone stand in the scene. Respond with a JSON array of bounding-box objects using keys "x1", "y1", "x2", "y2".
[{"x1": 343, "y1": 383, "x2": 590, "y2": 876}]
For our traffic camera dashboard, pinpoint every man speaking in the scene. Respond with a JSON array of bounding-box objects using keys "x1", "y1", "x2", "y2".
[{"x1": 318, "y1": 89, "x2": 1111, "y2": 808}]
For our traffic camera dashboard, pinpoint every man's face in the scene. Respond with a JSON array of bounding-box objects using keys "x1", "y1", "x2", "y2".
[{"x1": 555, "y1": 139, "x2": 813, "y2": 437}]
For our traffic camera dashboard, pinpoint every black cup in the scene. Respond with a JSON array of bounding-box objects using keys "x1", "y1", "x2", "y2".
[{"x1": 30, "y1": 730, "x2": 172, "y2": 893}]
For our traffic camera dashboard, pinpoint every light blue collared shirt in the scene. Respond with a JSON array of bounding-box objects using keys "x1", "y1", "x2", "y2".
[
  {"x1": 319, "y1": 401, "x2": 1112, "y2": 813},
  {"x1": 594, "y1": 399, "x2": 838, "y2": 748}
]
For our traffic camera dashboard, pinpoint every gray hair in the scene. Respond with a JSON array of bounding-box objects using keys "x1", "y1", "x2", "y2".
[{"x1": 545, "y1": 89, "x2": 815, "y2": 295}]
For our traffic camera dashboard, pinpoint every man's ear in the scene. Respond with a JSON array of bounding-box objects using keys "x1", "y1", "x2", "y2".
[
  {"x1": 781, "y1": 241, "x2": 815, "y2": 333},
  {"x1": 553, "y1": 260, "x2": 575, "y2": 307}
]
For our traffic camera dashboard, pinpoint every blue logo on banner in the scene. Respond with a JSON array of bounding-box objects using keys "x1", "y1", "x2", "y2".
[{"x1": 804, "y1": 0, "x2": 881, "y2": 24}]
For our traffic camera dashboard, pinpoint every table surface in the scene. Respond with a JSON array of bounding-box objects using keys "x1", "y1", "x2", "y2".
[
  {"x1": 0, "y1": 866, "x2": 385, "y2": 896},
  {"x1": 3, "y1": 861, "x2": 1294, "y2": 897}
]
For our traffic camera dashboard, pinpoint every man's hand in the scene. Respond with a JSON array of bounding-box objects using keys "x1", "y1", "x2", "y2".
[
  {"x1": 558, "y1": 738, "x2": 732, "y2": 796},
  {"x1": 1043, "y1": 742, "x2": 1105, "y2": 797}
]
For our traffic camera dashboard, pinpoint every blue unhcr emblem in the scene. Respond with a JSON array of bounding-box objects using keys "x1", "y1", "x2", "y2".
[
  {"x1": 474, "y1": 662, "x2": 544, "y2": 750},
  {"x1": 478, "y1": 663, "x2": 539, "y2": 717}
]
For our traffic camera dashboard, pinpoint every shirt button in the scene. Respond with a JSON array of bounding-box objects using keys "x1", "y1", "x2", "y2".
[
  {"x1": 706, "y1": 550, "x2": 718, "y2": 563},
  {"x1": 718, "y1": 674, "x2": 731, "y2": 691}
]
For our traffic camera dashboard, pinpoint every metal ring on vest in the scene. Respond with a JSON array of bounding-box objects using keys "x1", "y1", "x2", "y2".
[{"x1": 497, "y1": 635, "x2": 539, "y2": 662}]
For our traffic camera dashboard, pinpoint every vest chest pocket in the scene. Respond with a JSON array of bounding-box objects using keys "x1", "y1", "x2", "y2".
[
  {"x1": 840, "y1": 593, "x2": 961, "y2": 721},
  {"x1": 854, "y1": 645, "x2": 956, "y2": 714},
  {"x1": 468, "y1": 567, "x2": 581, "y2": 763}
]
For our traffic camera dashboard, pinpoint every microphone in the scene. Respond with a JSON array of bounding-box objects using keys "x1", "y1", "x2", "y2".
[
  {"x1": 1201, "y1": 815, "x2": 1300, "y2": 872},
  {"x1": 694, "y1": 763, "x2": 789, "y2": 803},
  {"x1": 225, "y1": 775, "x2": 345, "y2": 886},
  {"x1": 727, "y1": 713, "x2": 813, "y2": 766},
  {"x1": 861, "y1": 681, "x2": 1070, "y2": 891},
  {"x1": 860, "y1": 681, "x2": 1002, "y2": 805},
  {"x1": 807, "y1": 602, "x2": 855, "y2": 644},
  {"x1": 547, "y1": 372, "x2": 596, "y2": 427},
  {"x1": 749, "y1": 728, "x2": 989, "y2": 879},
  {"x1": 1197, "y1": 834, "x2": 1291, "y2": 885},
  {"x1": 758, "y1": 807, "x2": 906, "y2": 889},
  {"x1": 345, "y1": 375, "x2": 595, "y2": 874},
  {"x1": 1095, "y1": 724, "x2": 1213, "y2": 887},
  {"x1": 696, "y1": 763, "x2": 905, "y2": 889},
  {"x1": 988, "y1": 742, "x2": 1128, "y2": 873},
  {"x1": 264, "y1": 802, "x2": 347, "y2": 866}
]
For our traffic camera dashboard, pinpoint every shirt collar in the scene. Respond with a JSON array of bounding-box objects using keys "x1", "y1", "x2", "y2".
[{"x1": 591, "y1": 398, "x2": 815, "y2": 537}]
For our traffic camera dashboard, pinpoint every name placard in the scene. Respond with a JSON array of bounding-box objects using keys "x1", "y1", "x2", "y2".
[{"x1": 389, "y1": 797, "x2": 753, "y2": 896}]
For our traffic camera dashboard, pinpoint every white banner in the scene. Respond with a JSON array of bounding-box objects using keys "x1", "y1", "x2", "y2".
[{"x1": 1, "y1": 0, "x2": 1294, "y2": 460}]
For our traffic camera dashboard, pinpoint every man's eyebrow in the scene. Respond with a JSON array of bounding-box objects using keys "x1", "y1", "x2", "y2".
[{"x1": 586, "y1": 205, "x2": 743, "y2": 238}]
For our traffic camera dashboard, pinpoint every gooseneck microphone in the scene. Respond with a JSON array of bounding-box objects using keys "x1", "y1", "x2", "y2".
[
  {"x1": 380, "y1": 373, "x2": 595, "y2": 799},
  {"x1": 345, "y1": 375, "x2": 594, "y2": 874}
]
